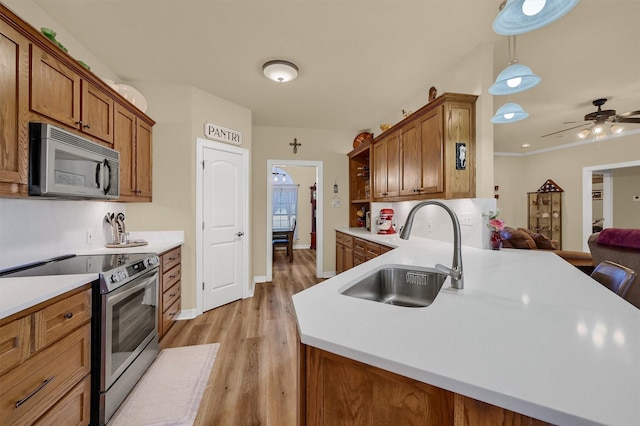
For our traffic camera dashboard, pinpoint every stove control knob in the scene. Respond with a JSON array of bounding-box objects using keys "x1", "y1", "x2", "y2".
[
  {"x1": 119, "y1": 271, "x2": 127, "y2": 280},
  {"x1": 111, "y1": 274, "x2": 119, "y2": 283}
]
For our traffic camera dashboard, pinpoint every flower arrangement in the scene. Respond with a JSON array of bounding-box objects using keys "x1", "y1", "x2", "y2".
[{"x1": 482, "y1": 209, "x2": 505, "y2": 232}]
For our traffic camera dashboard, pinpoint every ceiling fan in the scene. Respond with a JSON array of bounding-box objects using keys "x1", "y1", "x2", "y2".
[{"x1": 542, "y1": 98, "x2": 640, "y2": 139}]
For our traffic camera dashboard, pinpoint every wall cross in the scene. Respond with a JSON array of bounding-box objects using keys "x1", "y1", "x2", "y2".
[{"x1": 289, "y1": 138, "x2": 302, "y2": 154}]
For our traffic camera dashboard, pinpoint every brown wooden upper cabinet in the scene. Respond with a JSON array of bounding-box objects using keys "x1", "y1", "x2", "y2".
[
  {"x1": 30, "y1": 44, "x2": 115, "y2": 146},
  {"x1": 371, "y1": 93, "x2": 477, "y2": 201},
  {"x1": 0, "y1": 19, "x2": 29, "y2": 196},
  {"x1": 372, "y1": 130, "x2": 400, "y2": 199},
  {"x1": 115, "y1": 105, "x2": 153, "y2": 201},
  {"x1": 0, "y1": 5, "x2": 155, "y2": 201}
]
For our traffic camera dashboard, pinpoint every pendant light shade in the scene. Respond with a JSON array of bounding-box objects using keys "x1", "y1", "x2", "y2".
[
  {"x1": 489, "y1": 63, "x2": 541, "y2": 95},
  {"x1": 491, "y1": 102, "x2": 529, "y2": 124},
  {"x1": 263, "y1": 60, "x2": 299, "y2": 83},
  {"x1": 493, "y1": 0, "x2": 581, "y2": 35}
]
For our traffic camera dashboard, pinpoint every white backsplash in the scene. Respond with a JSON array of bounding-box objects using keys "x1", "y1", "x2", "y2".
[
  {"x1": 370, "y1": 198, "x2": 497, "y2": 249},
  {"x1": 0, "y1": 198, "x2": 125, "y2": 270}
]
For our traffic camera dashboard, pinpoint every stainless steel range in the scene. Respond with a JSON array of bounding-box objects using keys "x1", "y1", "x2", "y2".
[{"x1": 0, "y1": 252, "x2": 160, "y2": 426}]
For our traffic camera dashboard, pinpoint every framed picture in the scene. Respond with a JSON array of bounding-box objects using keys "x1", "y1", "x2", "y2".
[
  {"x1": 455, "y1": 142, "x2": 467, "y2": 170},
  {"x1": 592, "y1": 190, "x2": 603, "y2": 200}
]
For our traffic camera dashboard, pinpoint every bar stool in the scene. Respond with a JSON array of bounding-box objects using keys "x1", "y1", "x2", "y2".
[{"x1": 590, "y1": 260, "x2": 637, "y2": 297}]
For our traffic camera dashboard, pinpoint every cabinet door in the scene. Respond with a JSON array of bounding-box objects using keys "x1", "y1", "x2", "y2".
[
  {"x1": 400, "y1": 123, "x2": 420, "y2": 196},
  {"x1": 336, "y1": 242, "x2": 344, "y2": 274},
  {"x1": 81, "y1": 80, "x2": 114, "y2": 145},
  {"x1": 419, "y1": 106, "x2": 444, "y2": 195},
  {"x1": 372, "y1": 133, "x2": 400, "y2": 199},
  {"x1": 135, "y1": 119, "x2": 153, "y2": 199},
  {"x1": 0, "y1": 21, "x2": 29, "y2": 193},
  {"x1": 30, "y1": 45, "x2": 81, "y2": 128},
  {"x1": 114, "y1": 105, "x2": 136, "y2": 198}
]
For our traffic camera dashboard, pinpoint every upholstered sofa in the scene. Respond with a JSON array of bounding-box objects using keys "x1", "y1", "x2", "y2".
[
  {"x1": 588, "y1": 229, "x2": 640, "y2": 308},
  {"x1": 500, "y1": 227, "x2": 594, "y2": 271}
]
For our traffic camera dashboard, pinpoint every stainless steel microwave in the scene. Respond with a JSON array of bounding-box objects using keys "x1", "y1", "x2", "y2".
[{"x1": 29, "y1": 123, "x2": 120, "y2": 199}]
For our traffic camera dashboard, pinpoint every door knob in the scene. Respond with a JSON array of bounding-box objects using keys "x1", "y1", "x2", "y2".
[{"x1": 236, "y1": 232, "x2": 244, "y2": 237}]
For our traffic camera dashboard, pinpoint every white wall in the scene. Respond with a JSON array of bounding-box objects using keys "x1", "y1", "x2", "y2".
[
  {"x1": 0, "y1": 199, "x2": 124, "y2": 270},
  {"x1": 369, "y1": 198, "x2": 497, "y2": 250}
]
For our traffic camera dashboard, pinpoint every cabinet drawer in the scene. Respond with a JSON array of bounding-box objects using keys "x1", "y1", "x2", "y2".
[
  {"x1": 353, "y1": 237, "x2": 367, "y2": 254},
  {"x1": 336, "y1": 231, "x2": 344, "y2": 245},
  {"x1": 381, "y1": 244, "x2": 394, "y2": 254},
  {"x1": 0, "y1": 324, "x2": 91, "y2": 426},
  {"x1": 33, "y1": 375, "x2": 91, "y2": 426},
  {"x1": 353, "y1": 251, "x2": 366, "y2": 265},
  {"x1": 161, "y1": 246, "x2": 181, "y2": 272},
  {"x1": 162, "y1": 263, "x2": 181, "y2": 292},
  {"x1": 0, "y1": 316, "x2": 31, "y2": 375},
  {"x1": 162, "y1": 298, "x2": 181, "y2": 334},
  {"x1": 162, "y1": 281, "x2": 181, "y2": 313},
  {"x1": 342, "y1": 234, "x2": 353, "y2": 248},
  {"x1": 33, "y1": 289, "x2": 91, "y2": 352},
  {"x1": 365, "y1": 241, "x2": 382, "y2": 259}
]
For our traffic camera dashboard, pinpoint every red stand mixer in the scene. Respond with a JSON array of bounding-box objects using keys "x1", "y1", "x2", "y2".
[{"x1": 377, "y1": 208, "x2": 396, "y2": 234}]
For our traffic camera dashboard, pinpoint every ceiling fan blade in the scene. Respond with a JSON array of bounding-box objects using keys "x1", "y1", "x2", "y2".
[
  {"x1": 617, "y1": 110, "x2": 640, "y2": 118},
  {"x1": 616, "y1": 117, "x2": 640, "y2": 124},
  {"x1": 541, "y1": 123, "x2": 591, "y2": 138},
  {"x1": 563, "y1": 120, "x2": 589, "y2": 124}
]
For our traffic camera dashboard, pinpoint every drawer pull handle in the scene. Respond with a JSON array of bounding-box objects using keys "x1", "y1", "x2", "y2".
[
  {"x1": 169, "y1": 312, "x2": 176, "y2": 317},
  {"x1": 169, "y1": 293, "x2": 176, "y2": 297},
  {"x1": 169, "y1": 256, "x2": 177, "y2": 261},
  {"x1": 15, "y1": 377, "x2": 55, "y2": 408},
  {"x1": 63, "y1": 312, "x2": 73, "y2": 319},
  {"x1": 169, "y1": 274, "x2": 176, "y2": 279}
]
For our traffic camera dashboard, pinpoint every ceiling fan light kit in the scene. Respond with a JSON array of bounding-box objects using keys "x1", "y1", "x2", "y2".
[
  {"x1": 489, "y1": 62, "x2": 541, "y2": 95},
  {"x1": 493, "y1": 0, "x2": 581, "y2": 35},
  {"x1": 491, "y1": 102, "x2": 529, "y2": 124}
]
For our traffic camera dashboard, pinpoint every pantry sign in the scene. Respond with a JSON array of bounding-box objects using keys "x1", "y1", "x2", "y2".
[{"x1": 204, "y1": 122, "x2": 243, "y2": 145}]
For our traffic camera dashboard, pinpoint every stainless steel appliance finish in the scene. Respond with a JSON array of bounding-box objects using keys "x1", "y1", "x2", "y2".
[
  {"x1": 0, "y1": 252, "x2": 160, "y2": 426},
  {"x1": 99, "y1": 265, "x2": 158, "y2": 424},
  {"x1": 29, "y1": 122, "x2": 120, "y2": 199}
]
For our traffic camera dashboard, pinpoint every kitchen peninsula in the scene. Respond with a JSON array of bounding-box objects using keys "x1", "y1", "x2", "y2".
[{"x1": 293, "y1": 232, "x2": 639, "y2": 425}]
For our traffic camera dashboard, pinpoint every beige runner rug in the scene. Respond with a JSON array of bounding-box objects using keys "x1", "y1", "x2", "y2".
[{"x1": 110, "y1": 343, "x2": 220, "y2": 426}]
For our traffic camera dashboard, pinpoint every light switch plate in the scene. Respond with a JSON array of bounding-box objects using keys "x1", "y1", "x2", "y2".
[{"x1": 459, "y1": 213, "x2": 473, "y2": 226}]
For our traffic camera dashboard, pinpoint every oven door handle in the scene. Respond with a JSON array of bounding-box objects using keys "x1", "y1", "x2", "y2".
[{"x1": 108, "y1": 269, "x2": 158, "y2": 306}]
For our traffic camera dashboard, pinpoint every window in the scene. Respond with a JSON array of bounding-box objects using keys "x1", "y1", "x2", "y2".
[{"x1": 272, "y1": 167, "x2": 298, "y2": 234}]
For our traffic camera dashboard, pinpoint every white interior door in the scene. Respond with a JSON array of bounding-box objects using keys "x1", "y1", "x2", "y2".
[{"x1": 202, "y1": 146, "x2": 245, "y2": 311}]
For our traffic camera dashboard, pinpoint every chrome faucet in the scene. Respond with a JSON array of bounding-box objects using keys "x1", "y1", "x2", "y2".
[{"x1": 399, "y1": 201, "x2": 464, "y2": 289}]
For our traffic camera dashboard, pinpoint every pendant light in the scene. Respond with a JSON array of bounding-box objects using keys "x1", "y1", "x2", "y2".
[
  {"x1": 489, "y1": 36, "x2": 541, "y2": 95},
  {"x1": 491, "y1": 102, "x2": 529, "y2": 124},
  {"x1": 493, "y1": 0, "x2": 581, "y2": 36}
]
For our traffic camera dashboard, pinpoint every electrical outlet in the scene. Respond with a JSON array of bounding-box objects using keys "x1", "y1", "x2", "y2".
[
  {"x1": 460, "y1": 213, "x2": 473, "y2": 226},
  {"x1": 86, "y1": 230, "x2": 93, "y2": 244},
  {"x1": 427, "y1": 221, "x2": 433, "y2": 232}
]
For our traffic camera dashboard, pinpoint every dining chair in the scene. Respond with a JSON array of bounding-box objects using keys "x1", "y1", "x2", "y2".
[
  {"x1": 273, "y1": 218, "x2": 296, "y2": 262},
  {"x1": 590, "y1": 260, "x2": 637, "y2": 297}
]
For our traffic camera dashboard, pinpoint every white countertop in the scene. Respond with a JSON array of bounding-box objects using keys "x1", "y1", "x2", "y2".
[
  {"x1": 0, "y1": 231, "x2": 184, "y2": 320},
  {"x1": 294, "y1": 232, "x2": 640, "y2": 425}
]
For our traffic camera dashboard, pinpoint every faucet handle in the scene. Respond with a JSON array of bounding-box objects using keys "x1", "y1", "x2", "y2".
[{"x1": 435, "y1": 264, "x2": 462, "y2": 281}]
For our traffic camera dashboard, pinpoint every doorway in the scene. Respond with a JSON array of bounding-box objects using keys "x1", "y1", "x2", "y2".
[
  {"x1": 266, "y1": 160, "x2": 323, "y2": 282},
  {"x1": 582, "y1": 160, "x2": 640, "y2": 251},
  {"x1": 196, "y1": 138, "x2": 250, "y2": 315}
]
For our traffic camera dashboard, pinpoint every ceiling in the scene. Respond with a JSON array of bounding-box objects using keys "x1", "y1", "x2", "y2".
[{"x1": 30, "y1": 0, "x2": 640, "y2": 153}]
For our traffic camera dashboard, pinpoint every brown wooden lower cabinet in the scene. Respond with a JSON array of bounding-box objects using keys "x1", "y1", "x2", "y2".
[
  {"x1": 0, "y1": 285, "x2": 92, "y2": 426},
  {"x1": 298, "y1": 343, "x2": 550, "y2": 426},
  {"x1": 158, "y1": 245, "x2": 182, "y2": 338},
  {"x1": 336, "y1": 231, "x2": 394, "y2": 273}
]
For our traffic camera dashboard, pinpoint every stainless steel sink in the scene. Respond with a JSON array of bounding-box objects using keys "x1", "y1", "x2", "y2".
[{"x1": 340, "y1": 266, "x2": 447, "y2": 307}]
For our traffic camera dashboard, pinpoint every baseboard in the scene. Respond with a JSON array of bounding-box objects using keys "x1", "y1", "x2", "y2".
[
  {"x1": 322, "y1": 271, "x2": 337, "y2": 279},
  {"x1": 293, "y1": 243, "x2": 311, "y2": 250},
  {"x1": 176, "y1": 308, "x2": 197, "y2": 321}
]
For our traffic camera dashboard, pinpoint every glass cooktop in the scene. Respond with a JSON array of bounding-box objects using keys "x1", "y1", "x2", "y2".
[{"x1": 0, "y1": 253, "x2": 154, "y2": 278}]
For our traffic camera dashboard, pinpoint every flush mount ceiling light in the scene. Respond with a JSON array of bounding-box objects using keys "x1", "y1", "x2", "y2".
[
  {"x1": 491, "y1": 102, "x2": 529, "y2": 124},
  {"x1": 263, "y1": 60, "x2": 299, "y2": 83},
  {"x1": 489, "y1": 36, "x2": 541, "y2": 95},
  {"x1": 493, "y1": 0, "x2": 581, "y2": 35}
]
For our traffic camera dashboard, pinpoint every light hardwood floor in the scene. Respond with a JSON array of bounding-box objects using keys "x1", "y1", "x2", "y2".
[{"x1": 160, "y1": 249, "x2": 323, "y2": 425}]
